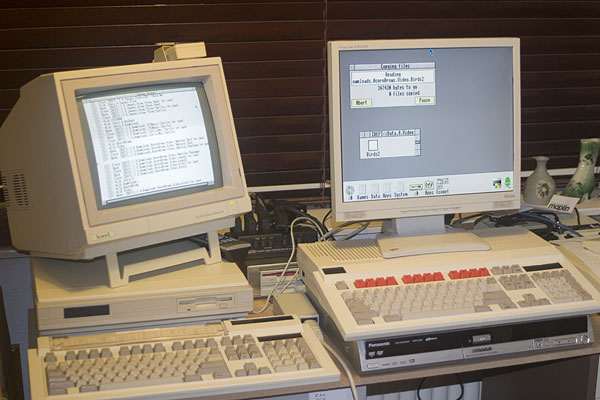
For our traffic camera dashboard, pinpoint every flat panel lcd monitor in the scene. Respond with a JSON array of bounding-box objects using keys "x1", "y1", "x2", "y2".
[{"x1": 328, "y1": 38, "x2": 521, "y2": 256}]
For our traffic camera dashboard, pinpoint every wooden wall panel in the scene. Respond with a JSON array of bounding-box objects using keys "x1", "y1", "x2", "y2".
[{"x1": 0, "y1": 1, "x2": 598, "y2": 201}]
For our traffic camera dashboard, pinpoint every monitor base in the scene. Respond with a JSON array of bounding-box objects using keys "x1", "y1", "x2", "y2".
[
  {"x1": 377, "y1": 215, "x2": 490, "y2": 258},
  {"x1": 105, "y1": 231, "x2": 221, "y2": 288}
]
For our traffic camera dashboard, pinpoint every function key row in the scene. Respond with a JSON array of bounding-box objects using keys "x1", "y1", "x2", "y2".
[
  {"x1": 448, "y1": 268, "x2": 490, "y2": 279},
  {"x1": 334, "y1": 263, "x2": 583, "y2": 292},
  {"x1": 402, "y1": 272, "x2": 444, "y2": 284},
  {"x1": 338, "y1": 268, "x2": 495, "y2": 290},
  {"x1": 353, "y1": 276, "x2": 397, "y2": 288},
  {"x1": 491, "y1": 265, "x2": 523, "y2": 275}
]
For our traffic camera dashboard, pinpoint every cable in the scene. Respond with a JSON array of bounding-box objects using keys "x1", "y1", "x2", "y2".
[
  {"x1": 520, "y1": 211, "x2": 583, "y2": 237},
  {"x1": 278, "y1": 268, "x2": 300, "y2": 294},
  {"x1": 251, "y1": 217, "x2": 302, "y2": 314},
  {"x1": 251, "y1": 216, "x2": 324, "y2": 314},
  {"x1": 320, "y1": 221, "x2": 355, "y2": 240},
  {"x1": 279, "y1": 225, "x2": 353, "y2": 292},
  {"x1": 454, "y1": 374, "x2": 464, "y2": 400},
  {"x1": 450, "y1": 213, "x2": 486, "y2": 226},
  {"x1": 320, "y1": 220, "x2": 370, "y2": 241},
  {"x1": 321, "y1": 209, "x2": 332, "y2": 226},
  {"x1": 278, "y1": 202, "x2": 329, "y2": 235},
  {"x1": 473, "y1": 215, "x2": 490, "y2": 228},
  {"x1": 320, "y1": 340, "x2": 359, "y2": 400},
  {"x1": 417, "y1": 377, "x2": 426, "y2": 400},
  {"x1": 340, "y1": 222, "x2": 370, "y2": 240},
  {"x1": 295, "y1": 222, "x2": 322, "y2": 237},
  {"x1": 488, "y1": 210, "x2": 567, "y2": 240},
  {"x1": 575, "y1": 207, "x2": 582, "y2": 226},
  {"x1": 455, "y1": 374, "x2": 464, "y2": 400},
  {"x1": 279, "y1": 221, "x2": 369, "y2": 294},
  {"x1": 417, "y1": 374, "x2": 464, "y2": 400}
]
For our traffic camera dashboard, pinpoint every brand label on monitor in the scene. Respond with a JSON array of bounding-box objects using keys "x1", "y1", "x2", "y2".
[{"x1": 94, "y1": 231, "x2": 115, "y2": 241}]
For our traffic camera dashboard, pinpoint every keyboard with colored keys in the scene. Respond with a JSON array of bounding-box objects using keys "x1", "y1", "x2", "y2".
[
  {"x1": 340, "y1": 264, "x2": 591, "y2": 326},
  {"x1": 297, "y1": 228, "x2": 600, "y2": 341},
  {"x1": 28, "y1": 315, "x2": 339, "y2": 400}
]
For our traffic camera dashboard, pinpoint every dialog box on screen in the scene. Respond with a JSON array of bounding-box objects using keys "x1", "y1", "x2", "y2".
[
  {"x1": 359, "y1": 129, "x2": 421, "y2": 160},
  {"x1": 350, "y1": 62, "x2": 436, "y2": 108}
]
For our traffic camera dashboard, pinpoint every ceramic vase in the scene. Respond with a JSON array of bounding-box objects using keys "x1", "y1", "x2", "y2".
[
  {"x1": 562, "y1": 138, "x2": 600, "y2": 202},
  {"x1": 523, "y1": 156, "x2": 556, "y2": 205}
]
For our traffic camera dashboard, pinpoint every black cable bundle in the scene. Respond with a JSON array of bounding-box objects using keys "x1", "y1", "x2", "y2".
[{"x1": 489, "y1": 210, "x2": 561, "y2": 240}]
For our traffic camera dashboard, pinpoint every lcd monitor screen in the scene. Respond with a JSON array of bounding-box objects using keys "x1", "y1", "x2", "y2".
[{"x1": 337, "y1": 46, "x2": 515, "y2": 203}]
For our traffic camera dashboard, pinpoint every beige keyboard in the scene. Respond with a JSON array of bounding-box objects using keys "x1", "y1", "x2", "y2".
[
  {"x1": 28, "y1": 315, "x2": 340, "y2": 400},
  {"x1": 342, "y1": 264, "x2": 592, "y2": 326},
  {"x1": 297, "y1": 229, "x2": 600, "y2": 340}
]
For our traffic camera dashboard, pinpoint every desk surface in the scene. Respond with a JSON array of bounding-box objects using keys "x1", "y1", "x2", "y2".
[{"x1": 183, "y1": 307, "x2": 600, "y2": 400}]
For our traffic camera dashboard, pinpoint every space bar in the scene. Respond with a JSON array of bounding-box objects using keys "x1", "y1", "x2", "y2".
[
  {"x1": 402, "y1": 306, "x2": 475, "y2": 320},
  {"x1": 100, "y1": 376, "x2": 183, "y2": 391}
]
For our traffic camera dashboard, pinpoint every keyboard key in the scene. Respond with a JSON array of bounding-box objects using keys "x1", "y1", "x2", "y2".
[
  {"x1": 335, "y1": 281, "x2": 349, "y2": 290},
  {"x1": 385, "y1": 276, "x2": 398, "y2": 285},
  {"x1": 213, "y1": 371, "x2": 232, "y2": 379},
  {"x1": 100, "y1": 376, "x2": 183, "y2": 391},
  {"x1": 403, "y1": 306, "x2": 475, "y2": 320}
]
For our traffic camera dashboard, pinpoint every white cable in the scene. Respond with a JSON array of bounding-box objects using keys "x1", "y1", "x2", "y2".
[
  {"x1": 305, "y1": 217, "x2": 326, "y2": 238},
  {"x1": 339, "y1": 222, "x2": 370, "y2": 241},
  {"x1": 279, "y1": 268, "x2": 300, "y2": 294},
  {"x1": 320, "y1": 221, "x2": 370, "y2": 241},
  {"x1": 320, "y1": 221, "x2": 355, "y2": 241},
  {"x1": 320, "y1": 340, "x2": 359, "y2": 400},
  {"x1": 279, "y1": 218, "x2": 327, "y2": 293},
  {"x1": 251, "y1": 216, "x2": 323, "y2": 314}
]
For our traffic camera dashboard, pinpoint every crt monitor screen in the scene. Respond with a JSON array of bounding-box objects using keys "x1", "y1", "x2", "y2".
[
  {"x1": 77, "y1": 83, "x2": 223, "y2": 210},
  {"x1": 329, "y1": 38, "x2": 520, "y2": 223}
]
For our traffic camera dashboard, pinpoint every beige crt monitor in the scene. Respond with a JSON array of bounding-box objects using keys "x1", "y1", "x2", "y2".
[{"x1": 0, "y1": 57, "x2": 251, "y2": 287}]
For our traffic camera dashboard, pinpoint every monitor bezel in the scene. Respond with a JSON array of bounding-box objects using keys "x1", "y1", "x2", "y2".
[
  {"x1": 60, "y1": 62, "x2": 246, "y2": 227},
  {"x1": 328, "y1": 37, "x2": 521, "y2": 222}
]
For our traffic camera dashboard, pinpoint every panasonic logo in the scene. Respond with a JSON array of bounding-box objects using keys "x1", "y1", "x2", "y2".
[
  {"x1": 368, "y1": 342, "x2": 390, "y2": 348},
  {"x1": 472, "y1": 346, "x2": 493, "y2": 353}
]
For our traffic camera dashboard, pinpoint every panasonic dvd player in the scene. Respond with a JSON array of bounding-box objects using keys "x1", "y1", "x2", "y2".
[{"x1": 320, "y1": 313, "x2": 593, "y2": 374}]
